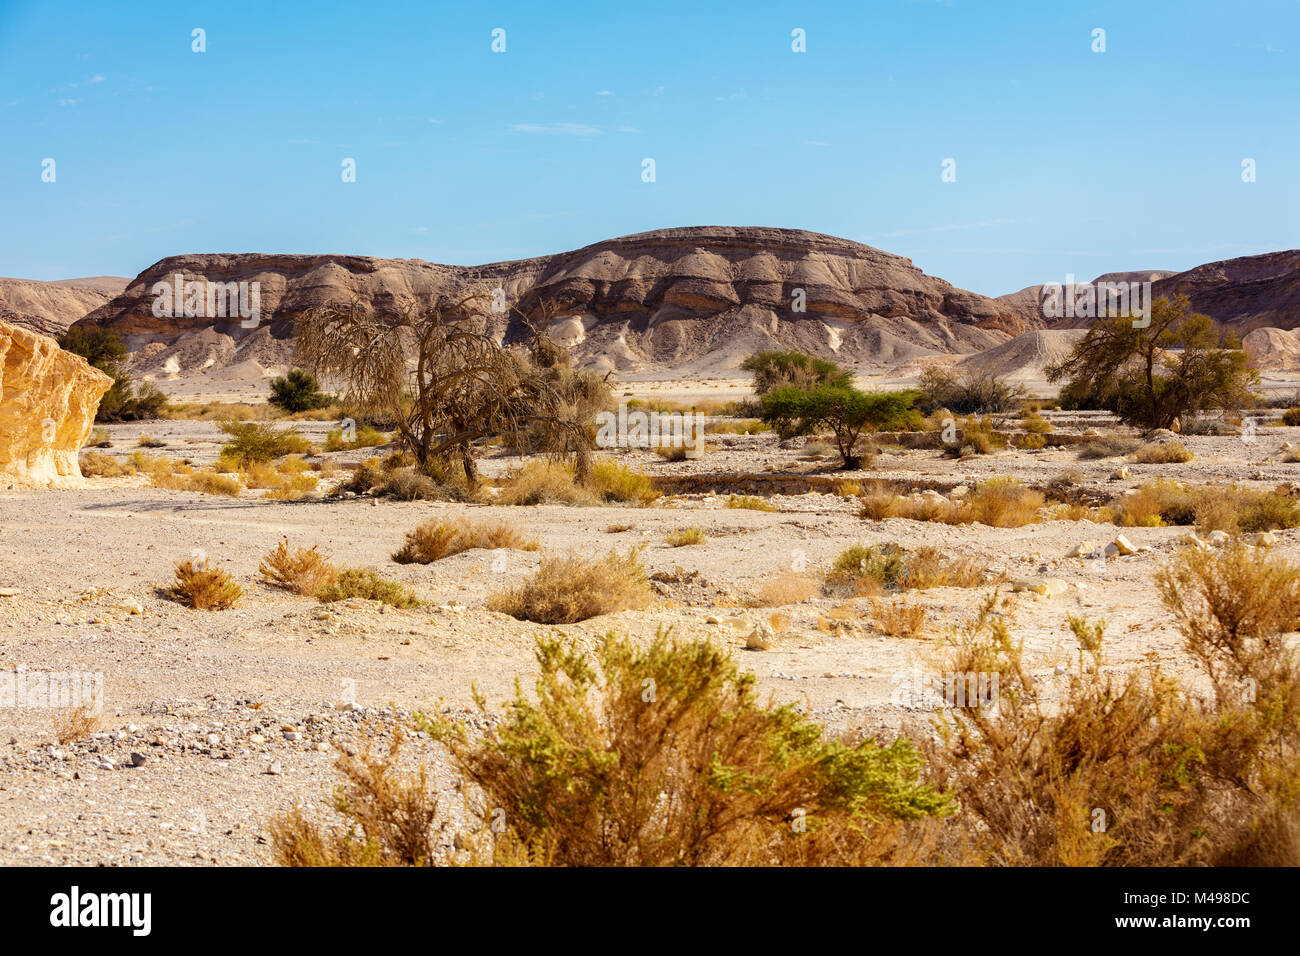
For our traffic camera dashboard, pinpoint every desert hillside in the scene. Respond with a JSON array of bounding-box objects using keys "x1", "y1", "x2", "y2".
[
  {"x1": 73, "y1": 227, "x2": 1024, "y2": 378},
  {"x1": 1019, "y1": 254, "x2": 1300, "y2": 332},
  {"x1": 0, "y1": 276, "x2": 129, "y2": 337}
]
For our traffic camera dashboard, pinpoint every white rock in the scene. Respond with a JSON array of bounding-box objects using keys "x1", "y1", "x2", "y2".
[
  {"x1": 1066, "y1": 541, "x2": 1096, "y2": 558},
  {"x1": 1010, "y1": 579, "x2": 1048, "y2": 595},
  {"x1": 1114, "y1": 535, "x2": 1138, "y2": 556},
  {"x1": 746, "y1": 622, "x2": 776, "y2": 650},
  {"x1": 1207, "y1": 530, "x2": 1230, "y2": 548}
]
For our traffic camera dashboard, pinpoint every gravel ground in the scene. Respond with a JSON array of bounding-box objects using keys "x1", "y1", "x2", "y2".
[{"x1": 3, "y1": 413, "x2": 1300, "y2": 864}]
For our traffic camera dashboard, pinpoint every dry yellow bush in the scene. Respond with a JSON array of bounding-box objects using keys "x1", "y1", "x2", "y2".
[
  {"x1": 896, "y1": 547, "x2": 988, "y2": 590},
  {"x1": 259, "y1": 539, "x2": 339, "y2": 596},
  {"x1": 78, "y1": 451, "x2": 134, "y2": 477},
  {"x1": 487, "y1": 548, "x2": 651, "y2": 624},
  {"x1": 869, "y1": 599, "x2": 927, "y2": 638},
  {"x1": 497, "y1": 461, "x2": 598, "y2": 506},
  {"x1": 751, "y1": 571, "x2": 817, "y2": 607},
  {"x1": 269, "y1": 732, "x2": 442, "y2": 866},
  {"x1": 665, "y1": 526, "x2": 706, "y2": 547},
  {"x1": 726, "y1": 494, "x2": 776, "y2": 512},
  {"x1": 1132, "y1": 441, "x2": 1193, "y2": 464},
  {"x1": 170, "y1": 559, "x2": 243, "y2": 610},
  {"x1": 859, "y1": 479, "x2": 1041, "y2": 528},
  {"x1": 591, "y1": 459, "x2": 660, "y2": 505},
  {"x1": 392, "y1": 518, "x2": 539, "y2": 564},
  {"x1": 53, "y1": 704, "x2": 101, "y2": 744}
]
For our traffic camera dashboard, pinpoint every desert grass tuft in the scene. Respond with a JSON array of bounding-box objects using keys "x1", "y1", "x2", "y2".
[
  {"x1": 259, "y1": 539, "x2": 339, "y2": 596},
  {"x1": 392, "y1": 518, "x2": 539, "y2": 564},
  {"x1": 750, "y1": 571, "x2": 818, "y2": 607},
  {"x1": 1132, "y1": 441, "x2": 1193, "y2": 464},
  {"x1": 1076, "y1": 434, "x2": 1141, "y2": 459},
  {"x1": 487, "y1": 548, "x2": 651, "y2": 624},
  {"x1": 496, "y1": 460, "x2": 598, "y2": 506},
  {"x1": 869, "y1": 599, "x2": 927, "y2": 638},
  {"x1": 170, "y1": 559, "x2": 243, "y2": 610},
  {"x1": 269, "y1": 732, "x2": 443, "y2": 866},
  {"x1": 859, "y1": 479, "x2": 1041, "y2": 528},
  {"x1": 53, "y1": 704, "x2": 101, "y2": 744},
  {"x1": 591, "y1": 458, "x2": 660, "y2": 505},
  {"x1": 317, "y1": 569, "x2": 421, "y2": 609},
  {"x1": 665, "y1": 526, "x2": 706, "y2": 547},
  {"x1": 726, "y1": 494, "x2": 776, "y2": 512}
]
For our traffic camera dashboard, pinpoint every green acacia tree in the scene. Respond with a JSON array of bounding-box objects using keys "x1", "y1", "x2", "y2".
[
  {"x1": 760, "y1": 384, "x2": 921, "y2": 468},
  {"x1": 268, "y1": 369, "x2": 331, "y2": 413},
  {"x1": 1046, "y1": 295, "x2": 1257, "y2": 430},
  {"x1": 58, "y1": 325, "x2": 166, "y2": 422},
  {"x1": 740, "y1": 349, "x2": 853, "y2": 395}
]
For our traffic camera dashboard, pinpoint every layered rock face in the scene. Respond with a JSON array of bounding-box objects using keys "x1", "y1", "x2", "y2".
[
  {"x1": 1151, "y1": 251, "x2": 1300, "y2": 330},
  {"x1": 0, "y1": 319, "x2": 113, "y2": 486},
  {"x1": 74, "y1": 227, "x2": 1024, "y2": 375},
  {"x1": 1001, "y1": 254, "x2": 1300, "y2": 333},
  {"x1": 0, "y1": 276, "x2": 129, "y2": 337}
]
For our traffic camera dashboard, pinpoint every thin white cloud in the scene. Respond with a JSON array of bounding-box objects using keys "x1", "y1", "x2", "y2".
[
  {"x1": 88, "y1": 74, "x2": 105, "y2": 83},
  {"x1": 617, "y1": 125, "x2": 640, "y2": 133},
  {"x1": 596, "y1": 90, "x2": 613, "y2": 96},
  {"x1": 509, "y1": 122, "x2": 601, "y2": 136},
  {"x1": 804, "y1": 140, "x2": 827, "y2": 146}
]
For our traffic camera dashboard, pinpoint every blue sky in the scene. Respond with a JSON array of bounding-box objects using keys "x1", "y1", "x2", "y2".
[{"x1": 1, "y1": 0, "x2": 1297, "y2": 295}]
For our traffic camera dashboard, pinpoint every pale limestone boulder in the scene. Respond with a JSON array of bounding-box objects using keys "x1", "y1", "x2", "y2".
[{"x1": 0, "y1": 319, "x2": 113, "y2": 486}]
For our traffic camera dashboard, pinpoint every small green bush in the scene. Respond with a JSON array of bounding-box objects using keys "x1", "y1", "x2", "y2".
[
  {"x1": 269, "y1": 369, "x2": 332, "y2": 413},
  {"x1": 317, "y1": 569, "x2": 420, "y2": 608},
  {"x1": 217, "y1": 421, "x2": 311, "y2": 467}
]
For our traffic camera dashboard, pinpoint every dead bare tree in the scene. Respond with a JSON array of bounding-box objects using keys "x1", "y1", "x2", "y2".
[{"x1": 295, "y1": 294, "x2": 609, "y2": 483}]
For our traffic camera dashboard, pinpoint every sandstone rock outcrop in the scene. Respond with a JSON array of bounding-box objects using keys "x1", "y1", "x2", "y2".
[
  {"x1": 0, "y1": 319, "x2": 113, "y2": 486},
  {"x1": 1243, "y1": 327, "x2": 1300, "y2": 370},
  {"x1": 74, "y1": 227, "x2": 1024, "y2": 375}
]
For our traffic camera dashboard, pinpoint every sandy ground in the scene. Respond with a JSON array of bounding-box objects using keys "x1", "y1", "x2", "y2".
[{"x1": 3, "y1": 392, "x2": 1300, "y2": 865}]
